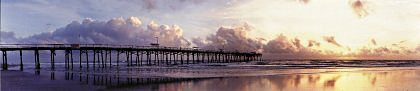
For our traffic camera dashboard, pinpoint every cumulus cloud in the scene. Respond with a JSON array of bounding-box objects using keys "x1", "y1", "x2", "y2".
[
  {"x1": 263, "y1": 35, "x2": 317, "y2": 54},
  {"x1": 263, "y1": 35, "x2": 335, "y2": 59},
  {"x1": 191, "y1": 23, "x2": 419, "y2": 59},
  {"x1": 264, "y1": 35, "x2": 297, "y2": 53},
  {"x1": 192, "y1": 23, "x2": 335, "y2": 59},
  {"x1": 192, "y1": 23, "x2": 264, "y2": 52},
  {"x1": 323, "y1": 36, "x2": 341, "y2": 47},
  {"x1": 3, "y1": 16, "x2": 190, "y2": 47},
  {"x1": 349, "y1": 0, "x2": 370, "y2": 18},
  {"x1": 147, "y1": 21, "x2": 191, "y2": 47}
]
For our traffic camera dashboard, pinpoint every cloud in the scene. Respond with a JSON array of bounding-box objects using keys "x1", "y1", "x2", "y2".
[
  {"x1": 350, "y1": 41, "x2": 420, "y2": 59},
  {"x1": 322, "y1": 36, "x2": 341, "y2": 47},
  {"x1": 416, "y1": 45, "x2": 420, "y2": 52},
  {"x1": 139, "y1": 0, "x2": 209, "y2": 11},
  {"x1": 263, "y1": 35, "x2": 335, "y2": 59},
  {"x1": 4, "y1": 16, "x2": 190, "y2": 47},
  {"x1": 146, "y1": 20, "x2": 191, "y2": 47},
  {"x1": 192, "y1": 23, "x2": 335, "y2": 59},
  {"x1": 0, "y1": 31, "x2": 18, "y2": 44},
  {"x1": 143, "y1": 0, "x2": 157, "y2": 10},
  {"x1": 192, "y1": 23, "x2": 264, "y2": 52},
  {"x1": 2, "y1": 16, "x2": 420, "y2": 60},
  {"x1": 308, "y1": 40, "x2": 320, "y2": 47},
  {"x1": 297, "y1": 0, "x2": 310, "y2": 4},
  {"x1": 392, "y1": 40, "x2": 406, "y2": 47},
  {"x1": 264, "y1": 35, "x2": 298, "y2": 53},
  {"x1": 349, "y1": 0, "x2": 370, "y2": 18},
  {"x1": 371, "y1": 38, "x2": 377, "y2": 45}
]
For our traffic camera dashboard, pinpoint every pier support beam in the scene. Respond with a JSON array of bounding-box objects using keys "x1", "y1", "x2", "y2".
[
  {"x1": 109, "y1": 50, "x2": 112, "y2": 67},
  {"x1": 130, "y1": 51, "x2": 133, "y2": 66},
  {"x1": 126, "y1": 51, "x2": 129, "y2": 66},
  {"x1": 147, "y1": 51, "x2": 151, "y2": 65},
  {"x1": 104, "y1": 50, "x2": 107, "y2": 68},
  {"x1": 140, "y1": 51, "x2": 143, "y2": 66},
  {"x1": 101, "y1": 50, "x2": 104, "y2": 68},
  {"x1": 2, "y1": 51, "x2": 8, "y2": 70},
  {"x1": 65, "y1": 50, "x2": 70, "y2": 69},
  {"x1": 86, "y1": 50, "x2": 89, "y2": 69},
  {"x1": 70, "y1": 50, "x2": 73, "y2": 69},
  {"x1": 117, "y1": 50, "x2": 120, "y2": 67},
  {"x1": 186, "y1": 53, "x2": 189, "y2": 64},
  {"x1": 20, "y1": 50, "x2": 23, "y2": 70},
  {"x1": 165, "y1": 52, "x2": 169, "y2": 65},
  {"x1": 35, "y1": 50, "x2": 40, "y2": 69},
  {"x1": 192, "y1": 53, "x2": 195, "y2": 64},
  {"x1": 93, "y1": 50, "x2": 96, "y2": 68},
  {"x1": 50, "y1": 50, "x2": 55, "y2": 70},
  {"x1": 136, "y1": 51, "x2": 139, "y2": 66},
  {"x1": 181, "y1": 53, "x2": 184, "y2": 64},
  {"x1": 79, "y1": 50, "x2": 82, "y2": 68}
]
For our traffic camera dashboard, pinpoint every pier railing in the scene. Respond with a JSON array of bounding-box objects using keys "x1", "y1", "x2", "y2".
[{"x1": 0, "y1": 44, "x2": 241, "y2": 51}]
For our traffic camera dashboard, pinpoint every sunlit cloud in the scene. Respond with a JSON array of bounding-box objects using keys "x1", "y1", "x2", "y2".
[
  {"x1": 349, "y1": 0, "x2": 371, "y2": 18},
  {"x1": 371, "y1": 38, "x2": 377, "y2": 46},
  {"x1": 308, "y1": 40, "x2": 321, "y2": 47},
  {"x1": 323, "y1": 36, "x2": 342, "y2": 47}
]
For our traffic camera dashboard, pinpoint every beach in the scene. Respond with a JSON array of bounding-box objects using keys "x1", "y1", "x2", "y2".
[{"x1": 2, "y1": 60, "x2": 420, "y2": 91}]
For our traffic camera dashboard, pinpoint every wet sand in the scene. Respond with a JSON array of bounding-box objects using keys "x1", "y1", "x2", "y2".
[
  {"x1": 153, "y1": 68, "x2": 420, "y2": 91},
  {"x1": 1, "y1": 70, "x2": 102, "y2": 91},
  {"x1": 2, "y1": 60, "x2": 420, "y2": 91}
]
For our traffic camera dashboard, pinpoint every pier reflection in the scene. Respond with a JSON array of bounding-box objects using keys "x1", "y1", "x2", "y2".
[{"x1": 46, "y1": 70, "x2": 208, "y2": 88}]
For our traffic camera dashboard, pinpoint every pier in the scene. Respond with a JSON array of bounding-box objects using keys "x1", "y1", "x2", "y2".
[{"x1": 0, "y1": 44, "x2": 262, "y2": 70}]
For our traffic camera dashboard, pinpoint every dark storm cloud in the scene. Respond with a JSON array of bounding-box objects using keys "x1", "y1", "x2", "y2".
[{"x1": 323, "y1": 36, "x2": 341, "y2": 47}]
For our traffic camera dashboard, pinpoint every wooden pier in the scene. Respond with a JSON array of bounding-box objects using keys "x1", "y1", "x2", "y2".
[{"x1": 0, "y1": 44, "x2": 262, "y2": 70}]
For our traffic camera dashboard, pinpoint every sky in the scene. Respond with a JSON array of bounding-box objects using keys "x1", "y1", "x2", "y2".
[{"x1": 2, "y1": 0, "x2": 420, "y2": 60}]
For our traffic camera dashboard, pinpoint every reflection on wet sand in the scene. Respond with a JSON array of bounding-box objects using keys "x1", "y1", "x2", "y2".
[
  {"x1": 46, "y1": 71, "x2": 207, "y2": 87},
  {"x1": 4, "y1": 63, "x2": 420, "y2": 91},
  {"x1": 155, "y1": 70, "x2": 420, "y2": 91}
]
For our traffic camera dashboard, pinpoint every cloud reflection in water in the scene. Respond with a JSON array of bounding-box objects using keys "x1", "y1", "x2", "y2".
[{"x1": 156, "y1": 70, "x2": 420, "y2": 91}]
